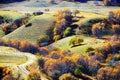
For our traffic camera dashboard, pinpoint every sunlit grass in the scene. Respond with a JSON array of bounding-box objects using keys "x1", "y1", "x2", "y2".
[
  {"x1": 50, "y1": 35, "x2": 105, "y2": 56},
  {"x1": 0, "y1": 10, "x2": 25, "y2": 20}
]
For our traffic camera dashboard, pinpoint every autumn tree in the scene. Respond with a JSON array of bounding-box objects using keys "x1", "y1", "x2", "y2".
[
  {"x1": 112, "y1": 24, "x2": 120, "y2": 35},
  {"x1": 92, "y1": 22, "x2": 105, "y2": 38},
  {"x1": 53, "y1": 8, "x2": 73, "y2": 41},
  {"x1": 27, "y1": 71, "x2": 41, "y2": 80},
  {"x1": 69, "y1": 36, "x2": 83, "y2": 47}
]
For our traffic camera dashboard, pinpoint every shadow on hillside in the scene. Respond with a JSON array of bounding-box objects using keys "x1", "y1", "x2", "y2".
[{"x1": 70, "y1": 43, "x2": 86, "y2": 48}]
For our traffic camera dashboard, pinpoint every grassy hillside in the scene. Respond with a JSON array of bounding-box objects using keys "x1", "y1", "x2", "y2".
[
  {"x1": 0, "y1": 46, "x2": 27, "y2": 65},
  {"x1": 49, "y1": 35, "x2": 105, "y2": 55},
  {"x1": 0, "y1": 10, "x2": 24, "y2": 20},
  {"x1": 3, "y1": 13, "x2": 55, "y2": 43},
  {"x1": 0, "y1": 10, "x2": 25, "y2": 37}
]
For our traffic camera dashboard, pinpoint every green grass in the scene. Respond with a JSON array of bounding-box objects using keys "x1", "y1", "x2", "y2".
[
  {"x1": 0, "y1": 46, "x2": 34, "y2": 79},
  {"x1": 2, "y1": 13, "x2": 55, "y2": 43},
  {"x1": 0, "y1": 10, "x2": 25, "y2": 20},
  {"x1": 49, "y1": 35, "x2": 105, "y2": 56},
  {"x1": 0, "y1": 46, "x2": 27, "y2": 64},
  {"x1": 0, "y1": 55, "x2": 27, "y2": 64}
]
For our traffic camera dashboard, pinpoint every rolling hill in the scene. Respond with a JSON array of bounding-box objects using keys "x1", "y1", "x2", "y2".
[
  {"x1": 48, "y1": 35, "x2": 105, "y2": 55},
  {"x1": 2, "y1": 13, "x2": 55, "y2": 43}
]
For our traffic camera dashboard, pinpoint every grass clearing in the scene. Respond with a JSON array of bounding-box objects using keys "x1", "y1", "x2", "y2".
[
  {"x1": 0, "y1": 10, "x2": 25, "y2": 20},
  {"x1": 49, "y1": 35, "x2": 105, "y2": 56}
]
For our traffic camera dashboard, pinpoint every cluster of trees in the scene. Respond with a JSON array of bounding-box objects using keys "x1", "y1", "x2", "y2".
[
  {"x1": 1, "y1": 39, "x2": 119, "y2": 80},
  {"x1": 103, "y1": 0, "x2": 120, "y2": 6},
  {"x1": 53, "y1": 8, "x2": 73, "y2": 41},
  {"x1": 0, "y1": 39, "x2": 41, "y2": 54},
  {"x1": 35, "y1": 40, "x2": 120, "y2": 80},
  {"x1": 2, "y1": 17, "x2": 28, "y2": 34},
  {"x1": 69, "y1": 36, "x2": 84, "y2": 47},
  {"x1": 37, "y1": 8, "x2": 75, "y2": 46},
  {"x1": 92, "y1": 22, "x2": 105, "y2": 38},
  {"x1": 0, "y1": 0, "x2": 25, "y2": 3},
  {"x1": 74, "y1": 17, "x2": 106, "y2": 36},
  {"x1": 0, "y1": 67, "x2": 16, "y2": 80},
  {"x1": 71, "y1": 9, "x2": 120, "y2": 39}
]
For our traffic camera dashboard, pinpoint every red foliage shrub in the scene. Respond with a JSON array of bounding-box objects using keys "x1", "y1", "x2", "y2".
[{"x1": 0, "y1": 39, "x2": 41, "y2": 54}]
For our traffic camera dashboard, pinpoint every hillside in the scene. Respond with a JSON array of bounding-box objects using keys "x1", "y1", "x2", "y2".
[
  {"x1": 49, "y1": 35, "x2": 105, "y2": 55},
  {"x1": 0, "y1": 46, "x2": 38, "y2": 79},
  {"x1": 0, "y1": 10, "x2": 25, "y2": 37},
  {"x1": 2, "y1": 13, "x2": 54, "y2": 43}
]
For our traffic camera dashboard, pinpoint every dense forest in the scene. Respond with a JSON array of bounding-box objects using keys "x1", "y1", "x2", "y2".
[{"x1": 0, "y1": 0, "x2": 25, "y2": 3}]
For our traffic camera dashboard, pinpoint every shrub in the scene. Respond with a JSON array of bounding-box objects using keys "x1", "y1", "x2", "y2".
[
  {"x1": 69, "y1": 36, "x2": 83, "y2": 47},
  {"x1": 114, "y1": 54, "x2": 120, "y2": 61},
  {"x1": 63, "y1": 27, "x2": 72, "y2": 37},
  {"x1": 2, "y1": 23, "x2": 12, "y2": 35},
  {"x1": 85, "y1": 47, "x2": 95, "y2": 53},
  {"x1": 74, "y1": 65, "x2": 83, "y2": 76}
]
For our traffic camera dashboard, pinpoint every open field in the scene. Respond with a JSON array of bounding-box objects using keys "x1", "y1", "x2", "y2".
[{"x1": 49, "y1": 35, "x2": 105, "y2": 55}]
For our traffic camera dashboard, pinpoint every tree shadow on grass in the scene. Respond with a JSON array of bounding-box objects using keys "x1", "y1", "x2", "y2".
[{"x1": 70, "y1": 43, "x2": 86, "y2": 48}]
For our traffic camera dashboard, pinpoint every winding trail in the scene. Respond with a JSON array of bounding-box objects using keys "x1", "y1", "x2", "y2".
[{"x1": 0, "y1": 46, "x2": 48, "y2": 80}]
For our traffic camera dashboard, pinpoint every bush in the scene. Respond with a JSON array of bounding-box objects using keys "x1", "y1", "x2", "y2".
[
  {"x1": 69, "y1": 36, "x2": 83, "y2": 47},
  {"x1": 74, "y1": 65, "x2": 83, "y2": 76},
  {"x1": 63, "y1": 27, "x2": 72, "y2": 37},
  {"x1": 114, "y1": 54, "x2": 120, "y2": 61},
  {"x1": 2, "y1": 23, "x2": 12, "y2": 35},
  {"x1": 85, "y1": 47, "x2": 95, "y2": 53}
]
